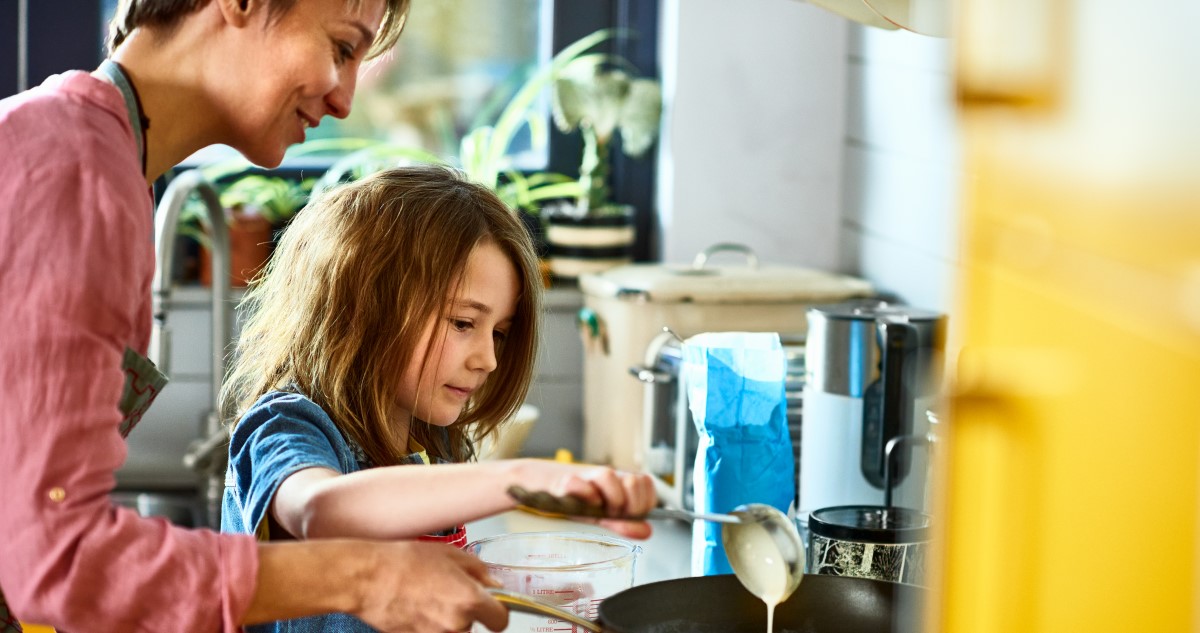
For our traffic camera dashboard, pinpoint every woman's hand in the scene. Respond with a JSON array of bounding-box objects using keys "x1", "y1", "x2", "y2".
[
  {"x1": 354, "y1": 541, "x2": 509, "y2": 633},
  {"x1": 247, "y1": 539, "x2": 510, "y2": 633}
]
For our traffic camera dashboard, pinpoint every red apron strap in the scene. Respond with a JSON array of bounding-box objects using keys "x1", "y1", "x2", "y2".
[{"x1": 418, "y1": 524, "x2": 468, "y2": 549}]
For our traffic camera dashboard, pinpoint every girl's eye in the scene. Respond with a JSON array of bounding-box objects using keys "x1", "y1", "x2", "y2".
[
  {"x1": 334, "y1": 41, "x2": 355, "y2": 64},
  {"x1": 493, "y1": 330, "x2": 509, "y2": 344},
  {"x1": 450, "y1": 319, "x2": 473, "y2": 332}
]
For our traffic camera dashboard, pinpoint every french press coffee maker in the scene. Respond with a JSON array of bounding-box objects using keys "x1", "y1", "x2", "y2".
[{"x1": 798, "y1": 301, "x2": 946, "y2": 516}]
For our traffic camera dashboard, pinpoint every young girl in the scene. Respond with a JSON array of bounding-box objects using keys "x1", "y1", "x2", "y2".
[{"x1": 220, "y1": 165, "x2": 657, "y2": 631}]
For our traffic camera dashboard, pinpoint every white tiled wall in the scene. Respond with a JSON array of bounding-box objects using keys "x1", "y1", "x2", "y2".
[
  {"x1": 837, "y1": 24, "x2": 961, "y2": 314},
  {"x1": 658, "y1": 0, "x2": 848, "y2": 270},
  {"x1": 658, "y1": 2, "x2": 961, "y2": 314}
]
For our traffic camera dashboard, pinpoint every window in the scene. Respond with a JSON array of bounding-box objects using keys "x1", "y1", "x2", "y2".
[
  {"x1": 0, "y1": 0, "x2": 104, "y2": 97},
  {"x1": 314, "y1": 0, "x2": 550, "y2": 168},
  {"x1": 2, "y1": 0, "x2": 660, "y2": 260},
  {"x1": 185, "y1": 0, "x2": 553, "y2": 170}
]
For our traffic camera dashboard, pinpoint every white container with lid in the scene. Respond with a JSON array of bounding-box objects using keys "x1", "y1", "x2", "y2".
[{"x1": 577, "y1": 243, "x2": 873, "y2": 471}]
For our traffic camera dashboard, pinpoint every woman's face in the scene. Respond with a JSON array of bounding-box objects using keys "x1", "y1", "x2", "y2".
[
  {"x1": 225, "y1": 0, "x2": 387, "y2": 167},
  {"x1": 396, "y1": 241, "x2": 521, "y2": 428}
]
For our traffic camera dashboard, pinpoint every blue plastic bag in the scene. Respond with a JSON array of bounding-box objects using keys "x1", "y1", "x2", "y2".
[{"x1": 683, "y1": 331, "x2": 795, "y2": 576}]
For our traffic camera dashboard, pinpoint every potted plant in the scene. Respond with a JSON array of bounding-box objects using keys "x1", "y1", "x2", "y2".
[
  {"x1": 310, "y1": 33, "x2": 618, "y2": 202},
  {"x1": 542, "y1": 49, "x2": 662, "y2": 279},
  {"x1": 179, "y1": 168, "x2": 314, "y2": 287},
  {"x1": 306, "y1": 32, "x2": 626, "y2": 256}
]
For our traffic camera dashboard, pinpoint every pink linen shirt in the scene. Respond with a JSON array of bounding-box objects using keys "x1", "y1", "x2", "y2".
[{"x1": 0, "y1": 71, "x2": 257, "y2": 632}]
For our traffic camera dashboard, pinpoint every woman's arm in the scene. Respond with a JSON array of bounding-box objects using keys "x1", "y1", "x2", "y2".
[
  {"x1": 0, "y1": 107, "x2": 260, "y2": 632},
  {"x1": 272, "y1": 459, "x2": 657, "y2": 541},
  {"x1": 244, "y1": 539, "x2": 508, "y2": 632}
]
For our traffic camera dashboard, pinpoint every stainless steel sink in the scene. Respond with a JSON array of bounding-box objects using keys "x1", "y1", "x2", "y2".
[{"x1": 111, "y1": 490, "x2": 204, "y2": 528}]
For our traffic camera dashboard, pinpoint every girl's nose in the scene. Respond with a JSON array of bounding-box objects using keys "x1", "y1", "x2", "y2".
[{"x1": 469, "y1": 337, "x2": 499, "y2": 373}]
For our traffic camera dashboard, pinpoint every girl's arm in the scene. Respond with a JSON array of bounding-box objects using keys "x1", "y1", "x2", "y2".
[{"x1": 271, "y1": 459, "x2": 657, "y2": 541}]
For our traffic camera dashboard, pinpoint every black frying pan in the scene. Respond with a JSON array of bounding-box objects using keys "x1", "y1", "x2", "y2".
[{"x1": 496, "y1": 573, "x2": 926, "y2": 633}]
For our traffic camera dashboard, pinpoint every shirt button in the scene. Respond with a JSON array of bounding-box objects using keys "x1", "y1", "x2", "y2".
[{"x1": 48, "y1": 487, "x2": 66, "y2": 502}]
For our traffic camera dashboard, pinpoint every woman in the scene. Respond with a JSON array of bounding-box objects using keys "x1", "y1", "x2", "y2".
[{"x1": 0, "y1": 1, "x2": 508, "y2": 632}]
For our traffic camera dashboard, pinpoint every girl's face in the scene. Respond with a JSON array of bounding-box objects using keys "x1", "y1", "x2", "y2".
[
  {"x1": 225, "y1": 0, "x2": 386, "y2": 167},
  {"x1": 396, "y1": 241, "x2": 520, "y2": 428}
]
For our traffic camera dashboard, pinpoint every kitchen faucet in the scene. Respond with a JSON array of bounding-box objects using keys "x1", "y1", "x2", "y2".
[{"x1": 150, "y1": 169, "x2": 231, "y2": 529}]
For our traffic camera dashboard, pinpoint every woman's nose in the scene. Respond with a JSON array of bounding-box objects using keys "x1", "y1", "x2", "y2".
[{"x1": 324, "y1": 69, "x2": 357, "y2": 120}]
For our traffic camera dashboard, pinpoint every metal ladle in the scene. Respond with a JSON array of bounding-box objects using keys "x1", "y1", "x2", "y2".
[
  {"x1": 505, "y1": 488, "x2": 806, "y2": 607},
  {"x1": 507, "y1": 485, "x2": 744, "y2": 524},
  {"x1": 506, "y1": 485, "x2": 801, "y2": 529},
  {"x1": 722, "y1": 503, "x2": 806, "y2": 607}
]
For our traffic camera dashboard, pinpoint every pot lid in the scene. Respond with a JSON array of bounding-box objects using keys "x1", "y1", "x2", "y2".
[
  {"x1": 808, "y1": 505, "x2": 931, "y2": 544},
  {"x1": 579, "y1": 243, "x2": 873, "y2": 304},
  {"x1": 809, "y1": 300, "x2": 943, "y2": 322}
]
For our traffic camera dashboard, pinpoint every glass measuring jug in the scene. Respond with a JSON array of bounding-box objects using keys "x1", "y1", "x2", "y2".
[{"x1": 467, "y1": 531, "x2": 640, "y2": 633}]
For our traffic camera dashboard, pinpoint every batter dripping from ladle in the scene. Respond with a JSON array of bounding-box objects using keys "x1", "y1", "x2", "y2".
[{"x1": 722, "y1": 504, "x2": 805, "y2": 633}]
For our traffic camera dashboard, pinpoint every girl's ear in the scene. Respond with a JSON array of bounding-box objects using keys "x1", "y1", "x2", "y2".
[{"x1": 216, "y1": 0, "x2": 255, "y2": 28}]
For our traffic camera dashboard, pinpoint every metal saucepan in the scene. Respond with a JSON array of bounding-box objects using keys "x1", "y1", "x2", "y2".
[{"x1": 493, "y1": 573, "x2": 925, "y2": 633}]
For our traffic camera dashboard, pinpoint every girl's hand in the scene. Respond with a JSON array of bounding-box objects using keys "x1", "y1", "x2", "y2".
[{"x1": 544, "y1": 464, "x2": 658, "y2": 539}]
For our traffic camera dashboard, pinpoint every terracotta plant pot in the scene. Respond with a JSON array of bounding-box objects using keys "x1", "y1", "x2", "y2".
[{"x1": 199, "y1": 214, "x2": 275, "y2": 287}]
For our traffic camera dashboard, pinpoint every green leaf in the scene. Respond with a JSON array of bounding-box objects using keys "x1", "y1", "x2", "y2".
[
  {"x1": 523, "y1": 172, "x2": 576, "y2": 187},
  {"x1": 494, "y1": 168, "x2": 583, "y2": 214},
  {"x1": 482, "y1": 29, "x2": 617, "y2": 185},
  {"x1": 525, "y1": 181, "x2": 584, "y2": 202},
  {"x1": 289, "y1": 137, "x2": 383, "y2": 156},
  {"x1": 460, "y1": 126, "x2": 498, "y2": 186},
  {"x1": 197, "y1": 157, "x2": 255, "y2": 184},
  {"x1": 177, "y1": 223, "x2": 213, "y2": 251},
  {"x1": 313, "y1": 142, "x2": 445, "y2": 195},
  {"x1": 617, "y1": 79, "x2": 663, "y2": 157},
  {"x1": 551, "y1": 76, "x2": 586, "y2": 132}
]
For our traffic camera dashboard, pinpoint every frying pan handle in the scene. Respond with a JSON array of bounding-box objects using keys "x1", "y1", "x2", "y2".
[{"x1": 488, "y1": 589, "x2": 603, "y2": 633}]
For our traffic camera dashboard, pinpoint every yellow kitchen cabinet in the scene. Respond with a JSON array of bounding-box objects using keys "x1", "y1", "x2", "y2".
[{"x1": 934, "y1": 0, "x2": 1200, "y2": 632}]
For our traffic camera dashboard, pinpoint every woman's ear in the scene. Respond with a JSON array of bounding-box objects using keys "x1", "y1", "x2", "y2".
[{"x1": 216, "y1": 0, "x2": 255, "y2": 28}]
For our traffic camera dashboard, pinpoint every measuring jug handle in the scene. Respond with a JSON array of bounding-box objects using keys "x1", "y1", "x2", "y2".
[{"x1": 488, "y1": 589, "x2": 603, "y2": 633}]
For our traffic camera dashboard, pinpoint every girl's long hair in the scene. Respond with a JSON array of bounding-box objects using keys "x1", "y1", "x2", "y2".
[{"x1": 221, "y1": 165, "x2": 542, "y2": 465}]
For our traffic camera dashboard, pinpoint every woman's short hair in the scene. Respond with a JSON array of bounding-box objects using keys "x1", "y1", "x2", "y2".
[{"x1": 106, "y1": 0, "x2": 410, "y2": 59}]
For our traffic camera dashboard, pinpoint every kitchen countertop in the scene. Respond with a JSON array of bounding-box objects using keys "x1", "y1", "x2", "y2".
[{"x1": 466, "y1": 510, "x2": 694, "y2": 586}]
